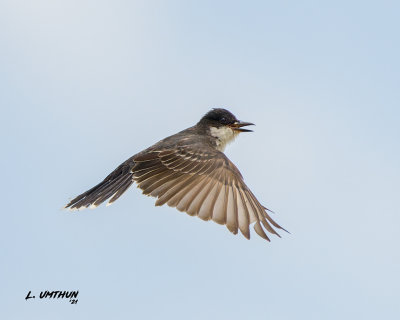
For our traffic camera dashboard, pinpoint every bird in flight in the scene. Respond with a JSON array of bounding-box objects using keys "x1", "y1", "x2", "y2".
[{"x1": 65, "y1": 108, "x2": 286, "y2": 241}]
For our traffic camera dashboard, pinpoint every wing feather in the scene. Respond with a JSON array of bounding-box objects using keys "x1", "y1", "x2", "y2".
[
  {"x1": 176, "y1": 175, "x2": 209, "y2": 214},
  {"x1": 226, "y1": 181, "x2": 238, "y2": 234},
  {"x1": 237, "y1": 189, "x2": 250, "y2": 239},
  {"x1": 150, "y1": 173, "x2": 187, "y2": 198},
  {"x1": 155, "y1": 174, "x2": 196, "y2": 206},
  {"x1": 197, "y1": 170, "x2": 223, "y2": 221},
  {"x1": 139, "y1": 171, "x2": 181, "y2": 195},
  {"x1": 167, "y1": 175, "x2": 207, "y2": 210},
  {"x1": 212, "y1": 178, "x2": 228, "y2": 225},
  {"x1": 246, "y1": 189, "x2": 281, "y2": 236},
  {"x1": 186, "y1": 175, "x2": 216, "y2": 217},
  {"x1": 130, "y1": 144, "x2": 285, "y2": 241}
]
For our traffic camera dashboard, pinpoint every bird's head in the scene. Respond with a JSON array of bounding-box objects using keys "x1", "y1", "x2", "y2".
[
  {"x1": 198, "y1": 108, "x2": 255, "y2": 151},
  {"x1": 199, "y1": 108, "x2": 254, "y2": 132}
]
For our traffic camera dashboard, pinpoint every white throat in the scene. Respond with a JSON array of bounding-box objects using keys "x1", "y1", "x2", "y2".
[{"x1": 210, "y1": 126, "x2": 238, "y2": 151}]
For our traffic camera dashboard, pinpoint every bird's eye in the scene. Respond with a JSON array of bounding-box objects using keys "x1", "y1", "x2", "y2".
[{"x1": 220, "y1": 117, "x2": 226, "y2": 123}]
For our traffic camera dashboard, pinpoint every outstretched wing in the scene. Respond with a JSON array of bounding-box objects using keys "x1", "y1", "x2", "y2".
[{"x1": 132, "y1": 144, "x2": 286, "y2": 241}]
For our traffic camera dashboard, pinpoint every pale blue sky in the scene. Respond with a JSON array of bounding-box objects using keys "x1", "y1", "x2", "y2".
[{"x1": 1, "y1": 1, "x2": 399, "y2": 319}]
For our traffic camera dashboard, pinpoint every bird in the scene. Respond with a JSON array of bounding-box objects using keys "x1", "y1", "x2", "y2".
[{"x1": 65, "y1": 108, "x2": 286, "y2": 241}]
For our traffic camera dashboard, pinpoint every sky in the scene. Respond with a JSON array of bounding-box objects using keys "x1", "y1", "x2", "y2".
[{"x1": 1, "y1": 0, "x2": 399, "y2": 319}]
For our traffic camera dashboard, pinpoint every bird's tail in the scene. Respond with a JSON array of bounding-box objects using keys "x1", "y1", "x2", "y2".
[{"x1": 64, "y1": 159, "x2": 134, "y2": 210}]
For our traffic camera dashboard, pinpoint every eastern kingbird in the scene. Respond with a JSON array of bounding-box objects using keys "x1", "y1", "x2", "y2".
[{"x1": 65, "y1": 108, "x2": 286, "y2": 241}]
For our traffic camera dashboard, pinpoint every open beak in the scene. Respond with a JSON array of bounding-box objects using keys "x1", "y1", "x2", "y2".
[{"x1": 230, "y1": 120, "x2": 255, "y2": 132}]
